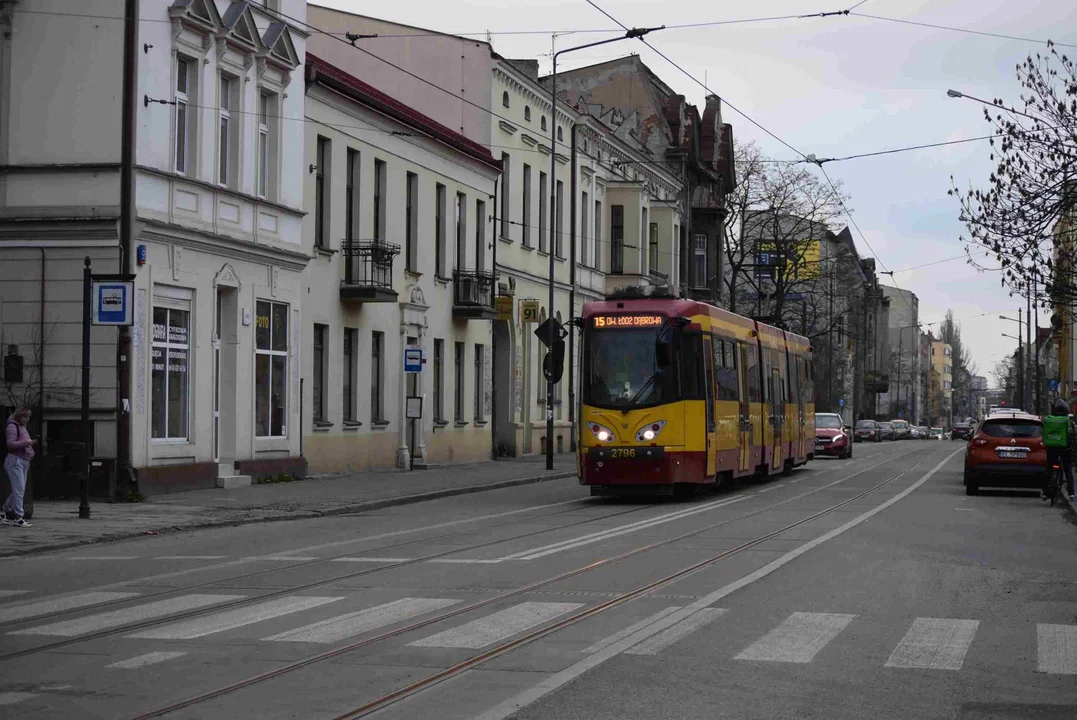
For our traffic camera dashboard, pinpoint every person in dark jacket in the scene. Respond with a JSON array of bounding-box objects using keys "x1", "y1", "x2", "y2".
[
  {"x1": 1046, "y1": 399, "x2": 1077, "y2": 501},
  {"x1": 4, "y1": 407, "x2": 35, "y2": 527}
]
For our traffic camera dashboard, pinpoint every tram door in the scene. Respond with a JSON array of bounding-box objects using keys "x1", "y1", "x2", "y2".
[
  {"x1": 737, "y1": 342, "x2": 751, "y2": 473},
  {"x1": 703, "y1": 336, "x2": 717, "y2": 478},
  {"x1": 769, "y1": 361, "x2": 784, "y2": 471}
]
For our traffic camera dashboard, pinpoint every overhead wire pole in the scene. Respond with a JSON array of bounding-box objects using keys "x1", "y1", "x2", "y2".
[{"x1": 545, "y1": 24, "x2": 666, "y2": 471}]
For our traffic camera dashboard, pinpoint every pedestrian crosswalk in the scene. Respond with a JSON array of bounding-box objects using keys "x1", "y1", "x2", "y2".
[{"x1": 3, "y1": 589, "x2": 1077, "y2": 691}]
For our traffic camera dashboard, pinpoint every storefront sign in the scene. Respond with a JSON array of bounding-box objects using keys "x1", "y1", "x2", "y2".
[
  {"x1": 495, "y1": 296, "x2": 514, "y2": 321},
  {"x1": 520, "y1": 299, "x2": 540, "y2": 324}
]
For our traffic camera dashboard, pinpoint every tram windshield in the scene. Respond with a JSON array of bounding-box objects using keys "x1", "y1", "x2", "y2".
[{"x1": 584, "y1": 325, "x2": 675, "y2": 410}]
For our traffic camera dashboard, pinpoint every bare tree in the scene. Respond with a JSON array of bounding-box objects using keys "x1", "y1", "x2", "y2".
[
  {"x1": 723, "y1": 140, "x2": 765, "y2": 314},
  {"x1": 1, "y1": 323, "x2": 80, "y2": 413}
]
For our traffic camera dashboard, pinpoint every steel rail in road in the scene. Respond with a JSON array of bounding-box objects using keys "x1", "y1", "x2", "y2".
[{"x1": 127, "y1": 445, "x2": 932, "y2": 720}]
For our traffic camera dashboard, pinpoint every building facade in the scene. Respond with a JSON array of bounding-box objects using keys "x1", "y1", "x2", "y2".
[
  {"x1": 878, "y1": 285, "x2": 920, "y2": 422},
  {"x1": 930, "y1": 339, "x2": 953, "y2": 427},
  {"x1": 300, "y1": 54, "x2": 500, "y2": 472}
]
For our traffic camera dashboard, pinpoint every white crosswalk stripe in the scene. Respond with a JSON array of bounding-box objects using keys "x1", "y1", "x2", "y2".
[
  {"x1": 735, "y1": 612, "x2": 856, "y2": 663},
  {"x1": 107, "y1": 651, "x2": 187, "y2": 669},
  {"x1": 583, "y1": 607, "x2": 683, "y2": 655},
  {"x1": 0, "y1": 591, "x2": 140, "y2": 623},
  {"x1": 128, "y1": 595, "x2": 342, "y2": 640},
  {"x1": 409, "y1": 602, "x2": 583, "y2": 649},
  {"x1": 264, "y1": 598, "x2": 459, "y2": 644},
  {"x1": 11, "y1": 594, "x2": 242, "y2": 637},
  {"x1": 625, "y1": 608, "x2": 727, "y2": 656},
  {"x1": 885, "y1": 618, "x2": 979, "y2": 670},
  {"x1": 1037, "y1": 624, "x2": 1077, "y2": 674}
]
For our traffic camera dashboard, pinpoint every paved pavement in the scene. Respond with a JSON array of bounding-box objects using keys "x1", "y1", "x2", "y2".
[
  {"x1": 0, "y1": 441, "x2": 1074, "y2": 719},
  {"x1": 0, "y1": 456, "x2": 574, "y2": 558}
]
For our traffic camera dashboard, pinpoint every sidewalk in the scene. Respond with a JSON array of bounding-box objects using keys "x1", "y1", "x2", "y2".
[{"x1": 0, "y1": 456, "x2": 576, "y2": 558}]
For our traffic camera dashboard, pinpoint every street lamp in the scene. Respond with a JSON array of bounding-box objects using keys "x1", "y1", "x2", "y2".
[
  {"x1": 1000, "y1": 310, "x2": 1030, "y2": 410},
  {"x1": 947, "y1": 89, "x2": 1042, "y2": 121},
  {"x1": 544, "y1": 25, "x2": 664, "y2": 470},
  {"x1": 1002, "y1": 331, "x2": 1024, "y2": 408}
]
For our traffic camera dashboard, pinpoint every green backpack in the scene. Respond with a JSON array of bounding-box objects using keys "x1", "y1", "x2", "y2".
[{"x1": 1043, "y1": 415, "x2": 1070, "y2": 448}]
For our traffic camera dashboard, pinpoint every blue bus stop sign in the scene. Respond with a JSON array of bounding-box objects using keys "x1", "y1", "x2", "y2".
[
  {"x1": 1048, "y1": 379, "x2": 1060, "y2": 392},
  {"x1": 838, "y1": 398, "x2": 845, "y2": 408}
]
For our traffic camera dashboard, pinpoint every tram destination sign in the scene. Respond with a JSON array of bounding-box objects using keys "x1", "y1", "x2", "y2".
[{"x1": 592, "y1": 315, "x2": 663, "y2": 329}]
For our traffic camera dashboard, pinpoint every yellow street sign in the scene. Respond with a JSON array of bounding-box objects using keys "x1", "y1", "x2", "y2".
[
  {"x1": 520, "y1": 299, "x2": 540, "y2": 324},
  {"x1": 495, "y1": 296, "x2": 513, "y2": 321}
]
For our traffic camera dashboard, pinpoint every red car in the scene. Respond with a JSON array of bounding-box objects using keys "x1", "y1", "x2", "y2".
[
  {"x1": 963, "y1": 411, "x2": 1047, "y2": 495},
  {"x1": 814, "y1": 413, "x2": 852, "y2": 459}
]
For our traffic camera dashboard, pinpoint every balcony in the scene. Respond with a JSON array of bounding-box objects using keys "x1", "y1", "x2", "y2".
[
  {"x1": 452, "y1": 269, "x2": 497, "y2": 319},
  {"x1": 340, "y1": 239, "x2": 400, "y2": 303}
]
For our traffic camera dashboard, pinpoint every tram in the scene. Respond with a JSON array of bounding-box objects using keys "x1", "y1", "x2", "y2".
[{"x1": 577, "y1": 289, "x2": 815, "y2": 495}]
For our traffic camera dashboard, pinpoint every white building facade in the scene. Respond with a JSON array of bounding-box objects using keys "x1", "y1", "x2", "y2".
[{"x1": 301, "y1": 55, "x2": 501, "y2": 472}]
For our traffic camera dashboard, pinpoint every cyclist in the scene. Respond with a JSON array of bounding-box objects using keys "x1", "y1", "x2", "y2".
[{"x1": 1044, "y1": 399, "x2": 1077, "y2": 501}]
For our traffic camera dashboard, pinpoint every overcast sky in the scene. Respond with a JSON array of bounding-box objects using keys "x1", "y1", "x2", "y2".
[{"x1": 317, "y1": 0, "x2": 1077, "y2": 384}]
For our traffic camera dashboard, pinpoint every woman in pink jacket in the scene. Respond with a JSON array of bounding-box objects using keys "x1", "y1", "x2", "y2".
[{"x1": 4, "y1": 408, "x2": 35, "y2": 527}]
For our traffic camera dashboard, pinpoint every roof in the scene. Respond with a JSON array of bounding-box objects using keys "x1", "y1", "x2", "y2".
[
  {"x1": 306, "y1": 53, "x2": 500, "y2": 172},
  {"x1": 983, "y1": 410, "x2": 1040, "y2": 422}
]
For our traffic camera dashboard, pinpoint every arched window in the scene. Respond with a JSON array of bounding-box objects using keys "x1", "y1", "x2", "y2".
[
  {"x1": 541, "y1": 116, "x2": 547, "y2": 131},
  {"x1": 557, "y1": 126, "x2": 563, "y2": 141},
  {"x1": 524, "y1": 106, "x2": 531, "y2": 122},
  {"x1": 502, "y1": 91, "x2": 510, "y2": 108}
]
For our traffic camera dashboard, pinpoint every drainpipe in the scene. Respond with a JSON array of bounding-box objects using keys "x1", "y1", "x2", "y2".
[
  {"x1": 568, "y1": 126, "x2": 577, "y2": 452},
  {"x1": 491, "y1": 172, "x2": 500, "y2": 457}
]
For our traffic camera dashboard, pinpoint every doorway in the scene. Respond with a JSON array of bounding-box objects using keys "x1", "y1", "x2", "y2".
[{"x1": 214, "y1": 286, "x2": 238, "y2": 467}]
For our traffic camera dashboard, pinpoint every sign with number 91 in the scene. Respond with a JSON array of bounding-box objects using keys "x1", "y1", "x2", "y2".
[{"x1": 520, "y1": 300, "x2": 539, "y2": 324}]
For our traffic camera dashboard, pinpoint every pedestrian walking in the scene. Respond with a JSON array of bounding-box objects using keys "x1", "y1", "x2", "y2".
[{"x1": 3, "y1": 407, "x2": 35, "y2": 527}]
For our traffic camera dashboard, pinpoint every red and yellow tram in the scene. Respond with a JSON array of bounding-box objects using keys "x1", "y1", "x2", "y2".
[{"x1": 577, "y1": 292, "x2": 815, "y2": 495}]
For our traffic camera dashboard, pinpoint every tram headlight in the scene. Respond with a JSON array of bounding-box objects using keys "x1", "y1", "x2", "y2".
[
  {"x1": 588, "y1": 422, "x2": 616, "y2": 443},
  {"x1": 636, "y1": 421, "x2": 667, "y2": 443}
]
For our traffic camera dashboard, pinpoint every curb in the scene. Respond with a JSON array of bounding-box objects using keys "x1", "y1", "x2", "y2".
[
  {"x1": 1059, "y1": 485, "x2": 1077, "y2": 521},
  {"x1": 0, "y1": 470, "x2": 577, "y2": 559}
]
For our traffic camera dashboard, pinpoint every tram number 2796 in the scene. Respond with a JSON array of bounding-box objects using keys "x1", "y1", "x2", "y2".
[{"x1": 610, "y1": 448, "x2": 637, "y2": 458}]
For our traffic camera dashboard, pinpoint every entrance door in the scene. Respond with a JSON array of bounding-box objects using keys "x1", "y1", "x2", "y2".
[
  {"x1": 737, "y1": 342, "x2": 751, "y2": 473},
  {"x1": 703, "y1": 336, "x2": 716, "y2": 478},
  {"x1": 214, "y1": 286, "x2": 238, "y2": 470},
  {"x1": 213, "y1": 290, "x2": 222, "y2": 462},
  {"x1": 770, "y1": 366, "x2": 784, "y2": 471}
]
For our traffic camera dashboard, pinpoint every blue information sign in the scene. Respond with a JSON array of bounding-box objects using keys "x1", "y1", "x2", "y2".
[
  {"x1": 404, "y1": 345, "x2": 423, "y2": 373},
  {"x1": 91, "y1": 281, "x2": 134, "y2": 326}
]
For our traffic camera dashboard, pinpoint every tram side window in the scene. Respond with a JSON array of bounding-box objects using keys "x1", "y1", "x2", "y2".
[
  {"x1": 680, "y1": 332, "x2": 704, "y2": 400},
  {"x1": 715, "y1": 338, "x2": 738, "y2": 401},
  {"x1": 746, "y1": 343, "x2": 761, "y2": 403}
]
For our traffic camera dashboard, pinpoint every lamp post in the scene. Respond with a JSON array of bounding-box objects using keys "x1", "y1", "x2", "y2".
[
  {"x1": 1001, "y1": 312, "x2": 1025, "y2": 408},
  {"x1": 947, "y1": 89, "x2": 1043, "y2": 121},
  {"x1": 545, "y1": 25, "x2": 663, "y2": 470},
  {"x1": 1002, "y1": 331, "x2": 1024, "y2": 408}
]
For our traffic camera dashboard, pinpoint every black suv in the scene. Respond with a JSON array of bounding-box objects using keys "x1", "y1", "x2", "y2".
[{"x1": 951, "y1": 423, "x2": 973, "y2": 441}]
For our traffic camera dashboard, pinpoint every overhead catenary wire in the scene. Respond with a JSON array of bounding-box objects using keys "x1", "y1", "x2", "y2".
[{"x1": 848, "y1": 11, "x2": 1077, "y2": 50}]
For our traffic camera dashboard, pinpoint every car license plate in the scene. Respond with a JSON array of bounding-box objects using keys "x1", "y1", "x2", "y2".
[{"x1": 997, "y1": 449, "x2": 1027, "y2": 459}]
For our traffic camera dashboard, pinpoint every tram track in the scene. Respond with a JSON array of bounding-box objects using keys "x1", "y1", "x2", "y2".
[{"x1": 126, "y1": 445, "x2": 934, "y2": 719}]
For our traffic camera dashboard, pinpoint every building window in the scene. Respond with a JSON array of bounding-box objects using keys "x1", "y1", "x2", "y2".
[
  {"x1": 557, "y1": 126, "x2": 563, "y2": 142},
  {"x1": 524, "y1": 106, "x2": 531, "y2": 122},
  {"x1": 455, "y1": 192, "x2": 467, "y2": 269},
  {"x1": 433, "y1": 339, "x2": 444, "y2": 422},
  {"x1": 260, "y1": 0, "x2": 280, "y2": 11},
  {"x1": 474, "y1": 344, "x2": 485, "y2": 422},
  {"x1": 435, "y1": 183, "x2": 447, "y2": 277},
  {"x1": 406, "y1": 172, "x2": 418, "y2": 272},
  {"x1": 258, "y1": 92, "x2": 278, "y2": 200},
  {"x1": 611, "y1": 205, "x2": 624, "y2": 273},
  {"x1": 175, "y1": 57, "x2": 193, "y2": 175},
  {"x1": 315, "y1": 137, "x2": 330, "y2": 248},
  {"x1": 346, "y1": 149, "x2": 360, "y2": 242},
  {"x1": 371, "y1": 331, "x2": 384, "y2": 422},
  {"x1": 151, "y1": 303, "x2": 190, "y2": 440},
  {"x1": 555, "y1": 180, "x2": 564, "y2": 258},
  {"x1": 694, "y1": 234, "x2": 707, "y2": 287},
  {"x1": 475, "y1": 199, "x2": 486, "y2": 272},
  {"x1": 502, "y1": 91, "x2": 510, "y2": 108},
  {"x1": 373, "y1": 159, "x2": 386, "y2": 243},
  {"x1": 312, "y1": 324, "x2": 327, "y2": 422},
  {"x1": 343, "y1": 328, "x2": 356, "y2": 422},
  {"x1": 594, "y1": 200, "x2": 602, "y2": 270},
  {"x1": 640, "y1": 208, "x2": 648, "y2": 272},
  {"x1": 541, "y1": 115, "x2": 547, "y2": 131},
  {"x1": 522, "y1": 164, "x2": 532, "y2": 248},
  {"x1": 454, "y1": 342, "x2": 466, "y2": 422},
  {"x1": 539, "y1": 172, "x2": 548, "y2": 253},
  {"x1": 255, "y1": 300, "x2": 289, "y2": 438},
  {"x1": 218, "y1": 74, "x2": 236, "y2": 187},
  {"x1": 581, "y1": 192, "x2": 590, "y2": 267},
  {"x1": 649, "y1": 222, "x2": 659, "y2": 275},
  {"x1": 501, "y1": 153, "x2": 511, "y2": 239}
]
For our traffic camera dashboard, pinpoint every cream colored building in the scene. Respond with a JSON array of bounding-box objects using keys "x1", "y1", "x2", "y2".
[{"x1": 301, "y1": 54, "x2": 501, "y2": 472}]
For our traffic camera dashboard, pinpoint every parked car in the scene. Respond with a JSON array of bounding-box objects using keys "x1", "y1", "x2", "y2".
[
  {"x1": 814, "y1": 413, "x2": 852, "y2": 459},
  {"x1": 929, "y1": 427, "x2": 944, "y2": 440},
  {"x1": 878, "y1": 421, "x2": 895, "y2": 441},
  {"x1": 951, "y1": 422, "x2": 973, "y2": 441},
  {"x1": 918, "y1": 426, "x2": 931, "y2": 439},
  {"x1": 891, "y1": 420, "x2": 911, "y2": 440},
  {"x1": 909, "y1": 426, "x2": 922, "y2": 439},
  {"x1": 855, "y1": 419, "x2": 880, "y2": 442},
  {"x1": 963, "y1": 411, "x2": 1047, "y2": 495}
]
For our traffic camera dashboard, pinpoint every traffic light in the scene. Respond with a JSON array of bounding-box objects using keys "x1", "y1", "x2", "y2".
[{"x1": 543, "y1": 340, "x2": 566, "y2": 384}]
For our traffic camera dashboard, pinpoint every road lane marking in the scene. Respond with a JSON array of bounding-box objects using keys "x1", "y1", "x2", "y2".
[
  {"x1": 428, "y1": 559, "x2": 504, "y2": 564},
  {"x1": 500, "y1": 496, "x2": 748, "y2": 561},
  {"x1": 885, "y1": 618, "x2": 979, "y2": 670},
  {"x1": 625, "y1": 608, "x2": 727, "y2": 656},
  {"x1": 756, "y1": 487, "x2": 776, "y2": 494},
  {"x1": 0, "y1": 692, "x2": 36, "y2": 705},
  {"x1": 107, "y1": 651, "x2": 187, "y2": 669},
  {"x1": 12, "y1": 594, "x2": 243, "y2": 637},
  {"x1": 69, "y1": 556, "x2": 139, "y2": 561},
  {"x1": 582, "y1": 607, "x2": 682, "y2": 655},
  {"x1": 154, "y1": 556, "x2": 228, "y2": 560},
  {"x1": 0, "y1": 591, "x2": 140, "y2": 623},
  {"x1": 246, "y1": 556, "x2": 322, "y2": 561},
  {"x1": 128, "y1": 596, "x2": 342, "y2": 640},
  {"x1": 409, "y1": 602, "x2": 584, "y2": 649},
  {"x1": 1038, "y1": 624, "x2": 1077, "y2": 674},
  {"x1": 735, "y1": 612, "x2": 856, "y2": 663},
  {"x1": 264, "y1": 598, "x2": 459, "y2": 644},
  {"x1": 475, "y1": 448, "x2": 961, "y2": 720}
]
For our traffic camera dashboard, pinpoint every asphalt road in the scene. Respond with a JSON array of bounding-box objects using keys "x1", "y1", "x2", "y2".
[{"x1": 1, "y1": 440, "x2": 1074, "y2": 719}]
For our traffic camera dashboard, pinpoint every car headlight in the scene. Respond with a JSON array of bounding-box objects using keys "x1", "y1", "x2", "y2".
[
  {"x1": 831, "y1": 433, "x2": 845, "y2": 442},
  {"x1": 588, "y1": 422, "x2": 616, "y2": 443},
  {"x1": 635, "y1": 421, "x2": 667, "y2": 442}
]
